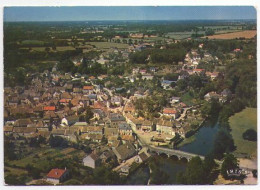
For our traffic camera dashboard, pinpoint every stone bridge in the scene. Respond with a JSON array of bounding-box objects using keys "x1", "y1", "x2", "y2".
[
  {"x1": 136, "y1": 129, "x2": 222, "y2": 164},
  {"x1": 147, "y1": 146, "x2": 205, "y2": 161}
]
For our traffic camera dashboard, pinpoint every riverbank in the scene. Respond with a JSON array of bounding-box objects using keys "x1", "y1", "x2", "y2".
[{"x1": 176, "y1": 118, "x2": 207, "y2": 148}]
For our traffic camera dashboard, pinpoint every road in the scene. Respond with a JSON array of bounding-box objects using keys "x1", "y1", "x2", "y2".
[{"x1": 176, "y1": 107, "x2": 190, "y2": 121}]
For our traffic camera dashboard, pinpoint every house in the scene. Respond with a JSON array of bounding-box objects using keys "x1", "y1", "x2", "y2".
[
  {"x1": 125, "y1": 113, "x2": 142, "y2": 131},
  {"x1": 204, "y1": 91, "x2": 221, "y2": 102},
  {"x1": 193, "y1": 69, "x2": 205, "y2": 75},
  {"x1": 81, "y1": 126, "x2": 103, "y2": 135},
  {"x1": 205, "y1": 72, "x2": 219, "y2": 81},
  {"x1": 221, "y1": 89, "x2": 232, "y2": 98},
  {"x1": 107, "y1": 136, "x2": 121, "y2": 147},
  {"x1": 83, "y1": 86, "x2": 94, "y2": 94},
  {"x1": 99, "y1": 150, "x2": 116, "y2": 163},
  {"x1": 112, "y1": 142, "x2": 136, "y2": 162},
  {"x1": 13, "y1": 127, "x2": 37, "y2": 137},
  {"x1": 141, "y1": 120, "x2": 153, "y2": 132},
  {"x1": 73, "y1": 122, "x2": 88, "y2": 127},
  {"x1": 163, "y1": 108, "x2": 180, "y2": 120},
  {"x1": 60, "y1": 92, "x2": 72, "y2": 100},
  {"x1": 161, "y1": 80, "x2": 174, "y2": 90},
  {"x1": 135, "y1": 152, "x2": 149, "y2": 163},
  {"x1": 83, "y1": 153, "x2": 101, "y2": 169},
  {"x1": 13, "y1": 118, "x2": 32, "y2": 127},
  {"x1": 46, "y1": 168, "x2": 69, "y2": 185},
  {"x1": 118, "y1": 123, "x2": 132, "y2": 136},
  {"x1": 87, "y1": 94, "x2": 97, "y2": 103},
  {"x1": 132, "y1": 68, "x2": 140, "y2": 75},
  {"x1": 81, "y1": 133, "x2": 103, "y2": 142},
  {"x1": 61, "y1": 115, "x2": 79, "y2": 126},
  {"x1": 123, "y1": 102, "x2": 135, "y2": 114},
  {"x1": 104, "y1": 127, "x2": 119, "y2": 138},
  {"x1": 111, "y1": 96, "x2": 123, "y2": 107},
  {"x1": 108, "y1": 113, "x2": 126, "y2": 128},
  {"x1": 142, "y1": 74, "x2": 154, "y2": 80},
  {"x1": 43, "y1": 106, "x2": 56, "y2": 112},
  {"x1": 156, "y1": 120, "x2": 175, "y2": 135},
  {"x1": 4, "y1": 126, "x2": 14, "y2": 134},
  {"x1": 170, "y1": 97, "x2": 181, "y2": 105},
  {"x1": 121, "y1": 135, "x2": 135, "y2": 143},
  {"x1": 140, "y1": 69, "x2": 147, "y2": 75}
]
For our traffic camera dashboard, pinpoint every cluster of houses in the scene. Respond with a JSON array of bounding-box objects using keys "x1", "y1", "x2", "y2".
[{"x1": 4, "y1": 39, "x2": 235, "y2": 185}]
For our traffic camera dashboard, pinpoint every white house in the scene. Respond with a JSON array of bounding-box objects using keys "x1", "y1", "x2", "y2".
[{"x1": 83, "y1": 153, "x2": 100, "y2": 169}]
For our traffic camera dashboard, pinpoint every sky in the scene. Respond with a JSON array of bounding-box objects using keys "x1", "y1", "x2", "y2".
[{"x1": 4, "y1": 6, "x2": 257, "y2": 22}]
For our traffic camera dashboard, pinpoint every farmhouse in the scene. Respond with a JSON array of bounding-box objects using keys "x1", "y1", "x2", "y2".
[{"x1": 46, "y1": 168, "x2": 69, "y2": 185}]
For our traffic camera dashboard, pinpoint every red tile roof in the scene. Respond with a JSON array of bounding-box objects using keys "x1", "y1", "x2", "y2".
[
  {"x1": 43, "y1": 106, "x2": 56, "y2": 111},
  {"x1": 163, "y1": 108, "x2": 177, "y2": 114},
  {"x1": 59, "y1": 99, "x2": 70, "y2": 103},
  {"x1": 46, "y1": 168, "x2": 67, "y2": 179},
  {"x1": 83, "y1": 86, "x2": 94, "y2": 90}
]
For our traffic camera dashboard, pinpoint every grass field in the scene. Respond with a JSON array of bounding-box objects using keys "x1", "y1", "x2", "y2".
[
  {"x1": 87, "y1": 42, "x2": 129, "y2": 49},
  {"x1": 204, "y1": 30, "x2": 256, "y2": 39},
  {"x1": 7, "y1": 147, "x2": 85, "y2": 171},
  {"x1": 20, "y1": 46, "x2": 76, "y2": 52},
  {"x1": 4, "y1": 166, "x2": 28, "y2": 177},
  {"x1": 181, "y1": 92, "x2": 196, "y2": 106},
  {"x1": 229, "y1": 107, "x2": 257, "y2": 158}
]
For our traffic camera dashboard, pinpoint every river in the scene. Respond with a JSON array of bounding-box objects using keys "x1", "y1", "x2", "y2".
[
  {"x1": 127, "y1": 119, "x2": 220, "y2": 185},
  {"x1": 178, "y1": 120, "x2": 220, "y2": 155}
]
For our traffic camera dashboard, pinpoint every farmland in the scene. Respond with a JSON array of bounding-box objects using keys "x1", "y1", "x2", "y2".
[
  {"x1": 204, "y1": 30, "x2": 256, "y2": 39},
  {"x1": 229, "y1": 108, "x2": 257, "y2": 158},
  {"x1": 86, "y1": 42, "x2": 129, "y2": 49}
]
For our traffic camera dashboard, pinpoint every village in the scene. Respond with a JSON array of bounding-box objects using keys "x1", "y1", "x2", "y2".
[{"x1": 3, "y1": 35, "x2": 238, "y2": 185}]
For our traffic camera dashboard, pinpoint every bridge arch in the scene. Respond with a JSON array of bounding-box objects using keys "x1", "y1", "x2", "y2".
[
  {"x1": 159, "y1": 152, "x2": 169, "y2": 158},
  {"x1": 169, "y1": 155, "x2": 179, "y2": 161},
  {"x1": 179, "y1": 157, "x2": 188, "y2": 163}
]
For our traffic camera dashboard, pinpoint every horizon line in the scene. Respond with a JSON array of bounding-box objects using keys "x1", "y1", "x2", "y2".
[{"x1": 4, "y1": 18, "x2": 257, "y2": 22}]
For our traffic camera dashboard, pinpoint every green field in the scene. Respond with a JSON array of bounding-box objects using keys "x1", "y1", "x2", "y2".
[
  {"x1": 229, "y1": 107, "x2": 257, "y2": 158},
  {"x1": 87, "y1": 42, "x2": 129, "y2": 49},
  {"x1": 166, "y1": 31, "x2": 205, "y2": 40},
  {"x1": 21, "y1": 40, "x2": 45, "y2": 46}
]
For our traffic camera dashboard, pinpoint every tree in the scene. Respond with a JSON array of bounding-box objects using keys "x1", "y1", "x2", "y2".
[
  {"x1": 49, "y1": 135, "x2": 68, "y2": 148},
  {"x1": 57, "y1": 59, "x2": 75, "y2": 73},
  {"x1": 176, "y1": 156, "x2": 217, "y2": 185},
  {"x1": 212, "y1": 129, "x2": 236, "y2": 159},
  {"x1": 85, "y1": 106, "x2": 94, "y2": 124},
  {"x1": 221, "y1": 154, "x2": 239, "y2": 179},
  {"x1": 26, "y1": 164, "x2": 41, "y2": 179},
  {"x1": 5, "y1": 174, "x2": 27, "y2": 185},
  {"x1": 177, "y1": 79, "x2": 188, "y2": 91},
  {"x1": 242, "y1": 129, "x2": 257, "y2": 141}
]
